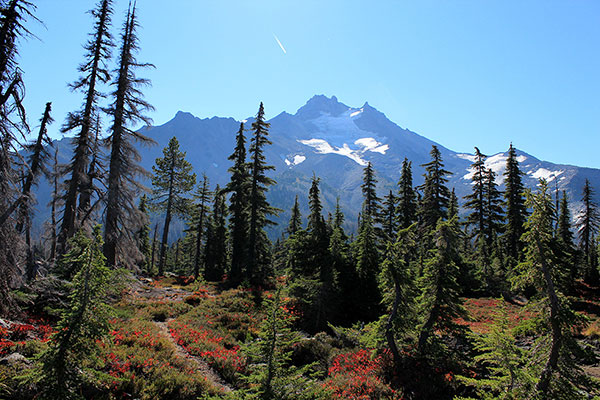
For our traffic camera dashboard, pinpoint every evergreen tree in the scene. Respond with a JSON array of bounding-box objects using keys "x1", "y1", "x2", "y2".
[
  {"x1": 151, "y1": 137, "x2": 196, "y2": 275},
  {"x1": 103, "y1": 5, "x2": 154, "y2": 267},
  {"x1": 77, "y1": 113, "x2": 104, "y2": 226},
  {"x1": 464, "y1": 147, "x2": 487, "y2": 242},
  {"x1": 48, "y1": 148, "x2": 60, "y2": 262},
  {"x1": 484, "y1": 168, "x2": 504, "y2": 249},
  {"x1": 557, "y1": 191, "x2": 577, "y2": 286},
  {"x1": 225, "y1": 122, "x2": 251, "y2": 285},
  {"x1": 361, "y1": 161, "x2": 380, "y2": 219},
  {"x1": 136, "y1": 194, "x2": 150, "y2": 273},
  {"x1": 286, "y1": 194, "x2": 302, "y2": 236},
  {"x1": 513, "y1": 181, "x2": 595, "y2": 397},
  {"x1": 381, "y1": 224, "x2": 418, "y2": 370},
  {"x1": 242, "y1": 287, "x2": 318, "y2": 399},
  {"x1": 397, "y1": 158, "x2": 417, "y2": 229},
  {"x1": 417, "y1": 217, "x2": 466, "y2": 353},
  {"x1": 204, "y1": 185, "x2": 227, "y2": 281},
  {"x1": 328, "y1": 201, "x2": 354, "y2": 324},
  {"x1": 448, "y1": 188, "x2": 459, "y2": 219},
  {"x1": 503, "y1": 143, "x2": 527, "y2": 266},
  {"x1": 333, "y1": 197, "x2": 345, "y2": 232},
  {"x1": 558, "y1": 191, "x2": 574, "y2": 248},
  {"x1": 307, "y1": 175, "x2": 325, "y2": 234},
  {"x1": 577, "y1": 179, "x2": 600, "y2": 285},
  {"x1": 417, "y1": 145, "x2": 452, "y2": 229},
  {"x1": 247, "y1": 103, "x2": 279, "y2": 284},
  {"x1": 307, "y1": 175, "x2": 333, "y2": 330},
  {"x1": 457, "y1": 305, "x2": 534, "y2": 399},
  {"x1": 381, "y1": 190, "x2": 397, "y2": 242},
  {"x1": 33, "y1": 226, "x2": 114, "y2": 399},
  {"x1": 14, "y1": 102, "x2": 53, "y2": 236},
  {"x1": 353, "y1": 212, "x2": 381, "y2": 321},
  {"x1": 0, "y1": 0, "x2": 37, "y2": 317},
  {"x1": 188, "y1": 173, "x2": 211, "y2": 279},
  {"x1": 59, "y1": 0, "x2": 113, "y2": 253}
]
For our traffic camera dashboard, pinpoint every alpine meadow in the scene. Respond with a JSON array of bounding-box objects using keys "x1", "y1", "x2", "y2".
[{"x1": 2, "y1": 1, "x2": 600, "y2": 399}]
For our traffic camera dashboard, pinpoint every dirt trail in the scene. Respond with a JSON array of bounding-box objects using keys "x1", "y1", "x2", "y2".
[
  {"x1": 130, "y1": 279, "x2": 233, "y2": 393},
  {"x1": 154, "y1": 318, "x2": 233, "y2": 393}
]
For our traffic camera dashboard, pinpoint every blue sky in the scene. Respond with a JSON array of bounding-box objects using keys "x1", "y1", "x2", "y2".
[{"x1": 19, "y1": 1, "x2": 600, "y2": 167}]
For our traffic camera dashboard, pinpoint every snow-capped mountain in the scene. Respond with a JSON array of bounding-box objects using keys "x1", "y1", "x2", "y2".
[{"x1": 34, "y1": 95, "x2": 600, "y2": 237}]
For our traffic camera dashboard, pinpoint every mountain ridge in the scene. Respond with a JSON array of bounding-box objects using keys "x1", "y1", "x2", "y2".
[{"x1": 33, "y1": 95, "x2": 599, "y2": 238}]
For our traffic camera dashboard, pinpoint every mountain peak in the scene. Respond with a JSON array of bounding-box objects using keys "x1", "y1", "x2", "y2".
[
  {"x1": 174, "y1": 110, "x2": 195, "y2": 119},
  {"x1": 295, "y1": 94, "x2": 349, "y2": 119}
]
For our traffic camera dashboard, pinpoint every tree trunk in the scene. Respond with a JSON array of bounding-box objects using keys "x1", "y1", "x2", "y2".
[
  {"x1": 386, "y1": 269, "x2": 402, "y2": 370},
  {"x1": 150, "y1": 223, "x2": 157, "y2": 275},
  {"x1": 59, "y1": 0, "x2": 111, "y2": 254},
  {"x1": 193, "y1": 201, "x2": 205, "y2": 279},
  {"x1": 534, "y1": 235, "x2": 562, "y2": 395},
  {"x1": 158, "y1": 155, "x2": 176, "y2": 275},
  {"x1": 16, "y1": 102, "x2": 52, "y2": 233}
]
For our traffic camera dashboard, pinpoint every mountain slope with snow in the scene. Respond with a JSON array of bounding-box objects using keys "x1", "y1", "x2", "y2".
[{"x1": 34, "y1": 95, "x2": 600, "y2": 237}]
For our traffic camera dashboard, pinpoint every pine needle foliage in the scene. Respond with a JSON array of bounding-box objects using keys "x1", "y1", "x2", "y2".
[
  {"x1": 502, "y1": 143, "x2": 527, "y2": 267},
  {"x1": 32, "y1": 226, "x2": 114, "y2": 399},
  {"x1": 418, "y1": 145, "x2": 452, "y2": 229},
  {"x1": 417, "y1": 216, "x2": 467, "y2": 354},
  {"x1": 151, "y1": 136, "x2": 196, "y2": 275},
  {"x1": 59, "y1": 0, "x2": 114, "y2": 252},
  {"x1": 512, "y1": 180, "x2": 598, "y2": 399},
  {"x1": 247, "y1": 103, "x2": 279, "y2": 285},
  {"x1": 103, "y1": 4, "x2": 155, "y2": 267},
  {"x1": 225, "y1": 122, "x2": 251, "y2": 286},
  {"x1": 242, "y1": 287, "x2": 320, "y2": 400}
]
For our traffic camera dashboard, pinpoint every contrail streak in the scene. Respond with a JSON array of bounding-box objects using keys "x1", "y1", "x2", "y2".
[{"x1": 273, "y1": 34, "x2": 287, "y2": 54}]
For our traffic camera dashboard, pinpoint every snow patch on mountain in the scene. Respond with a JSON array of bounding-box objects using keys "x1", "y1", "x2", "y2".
[
  {"x1": 354, "y1": 138, "x2": 389, "y2": 154},
  {"x1": 298, "y1": 136, "x2": 389, "y2": 166},
  {"x1": 529, "y1": 168, "x2": 563, "y2": 182},
  {"x1": 350, "y1": 108, "x2": 363, "y2": 118},
  {"x1": 298, "y1": 138, "x2": 368, "y2": 166},
  {"x1": 284, "y1": 154, "x2": 306, "y2": 167},
  {"x1": 462, "y1": 152, "x2": 530, "y2": 184},
  {"x1": 457, "y1": 153, "x2": 477, "y2": 162}
]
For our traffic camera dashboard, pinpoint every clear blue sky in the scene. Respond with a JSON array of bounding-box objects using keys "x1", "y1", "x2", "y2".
[{"x1": 19, "y1": 1, "x2": 600, "y2": 168}]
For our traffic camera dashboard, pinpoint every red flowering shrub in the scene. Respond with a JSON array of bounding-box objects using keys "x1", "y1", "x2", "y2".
[
  {"x1": 168, "y1": 319, "x2": 245, "y2": 383},
  {"x1": 457, "y1": 298, "x2": 533, "y2": 334},
  {"x1": 102, "y1": 319, "x2": 217, "y2": 399},
  {"x1": 0, "y1": 319, "x2": 56, "y2": 355},
  {"x1": 323, "y1": 349, "x2": 401, "y2": 400},
  {"x1": 184, "y1": 288, "x2": 210, "y2": 306}
]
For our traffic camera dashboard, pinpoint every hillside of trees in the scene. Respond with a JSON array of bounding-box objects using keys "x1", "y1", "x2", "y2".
[{"x1": 2, "y1": 1, "x2": 600, "y2": 399}]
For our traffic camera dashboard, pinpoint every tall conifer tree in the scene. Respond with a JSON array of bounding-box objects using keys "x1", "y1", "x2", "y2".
[
  {"x1": 448, "y1": 188, "x2": 459, "y2": 219},
  {"x1": 514, "y1": 181, "x2": 593, "y2": 397},
  {"x1": 103, "y1": 5, "x2": 154, "y2": 267},
  {"x1": 397, "y1": 158, "x2": 417, "y2": 229},
  {"x1": 225, "y1": 122, "x2": 250, "y2": 285},
  {"x1": 418, "y1": 145, "x2": 452, "y2": 229},
  {"x1": 464, "y1": 147, "x2": 487, "y2": 242},
  {"x1": 382, "y1": 190, "x2": 397, "y2": 242},
  {"x1": 417, "y1": 217, "x2": 466, "y2": 353},
  {"x1": 577, "y1": 179, "x2": 600, "y2": 284},
  {"x1": 136, "y1": 194, "x2": 150, "y2": 272},
  {"x1": 204, "y1": 185, "x2": 227, "y2": 281},
  {"x1": 361, "y1": 162, "x2": 380, "y2": 219},
  {"x1": 0, "y1": 0, "x2": 37, "y2": 316},
  {"x1": 247, "y1": 103, "x2": 278, "y2": 284},
  {"x1": 188, "y1": 174, "x2": 211, "y2": 279},
  {"x1": 287, "y1": 195, "x2": 302, "y2": 236},
  {"x1": 151, "y1": 137, "x2": 196, "y2": 275},
  {"x1": 59, "y1": 0, "x2": 113, "y2": 253},
  {"x1": 15, "y1": 102, "x2": 53, "y2": 234},
  {"x1": 503, "y1": 143, "x2": 527, "y2": 266}
]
